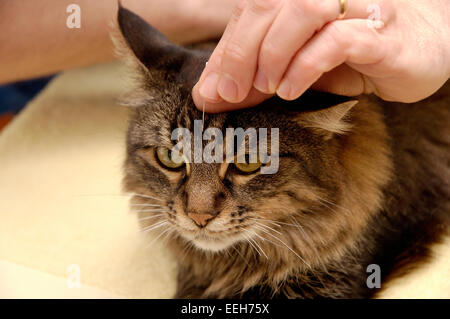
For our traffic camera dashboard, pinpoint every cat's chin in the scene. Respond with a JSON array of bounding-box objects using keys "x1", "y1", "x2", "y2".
[
  {"x1": 186, "y1": 234, "x2": 238, "y2": 252},
  {"x1": 193, "y1": 238, "x2": 231, "y2": 252}
]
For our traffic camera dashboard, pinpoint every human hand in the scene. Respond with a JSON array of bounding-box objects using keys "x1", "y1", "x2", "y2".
[{"x1": 192, "y1": 0, "x2": 450, "y2": 112}]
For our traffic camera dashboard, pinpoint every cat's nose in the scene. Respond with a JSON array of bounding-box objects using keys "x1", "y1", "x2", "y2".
[{"x1": 187, "y1": 213, "x2": 215, "y2": 227}]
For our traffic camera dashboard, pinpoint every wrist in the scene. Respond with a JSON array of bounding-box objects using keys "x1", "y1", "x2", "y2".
[
  {"x1": 435, "y1": 0, "x2": 450, "y2": 77},
  {"x1": 180, "y1": 0, "x2": 235, "y2": 42},
  {"x1": 445, "y1": 27, "x2": 450, "y2": 78}
]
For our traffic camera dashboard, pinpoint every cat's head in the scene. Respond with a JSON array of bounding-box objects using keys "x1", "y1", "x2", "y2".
[{"x1": 117, "y1": 6, "x2": 391, "y2": 265}]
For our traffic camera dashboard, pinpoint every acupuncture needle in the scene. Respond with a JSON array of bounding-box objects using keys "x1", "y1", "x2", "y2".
[
  {"x1": 202, "y1": 61, "x2": 208, "y2": 132},
  {"x1": 202, "y1": 100, "x2": 205, "y2": 132}
]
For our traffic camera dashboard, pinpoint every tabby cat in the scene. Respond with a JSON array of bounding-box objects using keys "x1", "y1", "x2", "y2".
[{"x1": 117, "y1": 6, "x2": 449, "y2": 298}]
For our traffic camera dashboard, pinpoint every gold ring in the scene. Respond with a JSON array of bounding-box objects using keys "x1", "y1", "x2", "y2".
[{"x1": 338, "y1": 0, "x2": 348, "y2": 19}]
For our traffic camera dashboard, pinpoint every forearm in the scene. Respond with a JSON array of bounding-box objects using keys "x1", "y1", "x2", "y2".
[
  {"x1": 0, "y1": 0, "x2": 230, "y2": 84},
  {"x1": 0, "y1": 0, "x2": 112, "y2": 84}
]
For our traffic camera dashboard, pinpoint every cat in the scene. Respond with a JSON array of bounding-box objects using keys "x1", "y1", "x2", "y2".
[{"x1": 116, "y1": 6, "x2": 449, "y2": 298}]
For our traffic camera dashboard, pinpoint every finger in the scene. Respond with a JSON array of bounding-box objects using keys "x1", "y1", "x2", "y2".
[
  {"x1": 217, "y1": 0, "x2": 283, "y2": 103},
  {"x1": 193, "y1": 87, "x2": 273, "y2": 113},
  {"x1": 311, "y1": 64, "x2": 375, "y2": 96},
  {"x1": 193, "y1": 0, "x2": 247, "y2": 105},
  {"x1": 254, "y1": 0, "x2": 338, "y2": 94},
  {"x1": 276, "y1": 18, "x2": 387, "y2": 100},
  {"x1": 254, "y1": 0, "x2": 389, "y2": 95}
]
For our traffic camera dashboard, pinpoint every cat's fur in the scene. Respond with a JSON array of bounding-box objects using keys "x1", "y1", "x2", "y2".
[{"x1": 117, "y1": 6, "x2": 450, "y2": 298}]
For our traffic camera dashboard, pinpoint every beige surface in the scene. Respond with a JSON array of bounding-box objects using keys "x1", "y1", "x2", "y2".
[
  {"x1": 0, "y1": 63, "x2": 177, "y2": 298},
  {"x1": 0, "y1": 62, "x2": 448, "y2": 298},
  {"x1": 0, "y1": 261, "x2": 120, "y2": 298}
]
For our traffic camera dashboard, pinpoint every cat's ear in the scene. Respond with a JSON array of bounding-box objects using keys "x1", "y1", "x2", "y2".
[
  {"x1": 115, "y1": 4, "x2": 197, "y2": 85},
  {"x1": 297, "y1": 100, "x2": 358, "y2": 138}
]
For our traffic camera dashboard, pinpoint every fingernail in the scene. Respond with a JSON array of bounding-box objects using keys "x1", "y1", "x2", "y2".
[
  {"x1": 253, "y1": 70, "x2": 270, "y2": 93},
  {"x1": 217, "y1": 74, "x2": 238, "y2": 102},
  {"x1": 276, "y1": 79, "x2": 291, "y2": 100},
  {"x1": 199, "y1": 73, "x2": 220, "y2": 101}
]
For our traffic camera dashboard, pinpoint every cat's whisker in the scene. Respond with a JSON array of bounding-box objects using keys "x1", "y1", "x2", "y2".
[
  {"x1": 249, "y1": 213, "x2": 308, "y2": 236},
  {"x1": 253, "y1": 221, "x2": 283, "y2": 236},
  {"x1": 130, "y1": 203, "x2": 163, "y2": 207},
  {"x1": 287, "y1": 217, "x2": 304, "y2": 228},
  {"x1": 248, "y1": 228, "x2": 283, "y2": 250},
  {"x1": 242, "y1": 232, "x2": 260, "y2": 258},
  {"x1": 317, "y1": 201, "x2": 339, "y2": 215},
  {"x1": 130, "y1": 192, "x2": 165, "y2": 202},
  {"x1": 141, "y1": 223, "x2": 167, "y2": 234},
  {"x1": 133, "y1": 209, "x2": 169, "y2": 213},
  {"x1": 180, "y1": 240, "x2": 195, "y2": 261},
  {"x1": 243, "y1": 230, "x2": 268, "y2": 259},
  {"x1": 145, "y1": 226, "x2": 175, "y2": 249},
  {"x1": 287, "y1": 216, "x2": 318, "y2": 252},
  {"x1": 248, "y1": 215, "x2": 280, "y2": 227},
  {"x1": 247, "y1": 212, "x2": 282, "y2": 222},
  {"x1": 242, "y1": 232, "x2": 264, "y2": 259},
  {"x1": 258, "y1": 217, "x2": 307, "y2": 236},
  {"x1": 252, "y1": 218, "x2": 283, "y2": 229},
  {"x1": 224, "y1": 248, "x2": 232, "y2": 259},
  {"x1": 141, "y1": 220, "x2": 168, "y2": 233},
  {"x1": 230, "y1": 245, "x2": 251, "y2": 267},
  {"x1": 249, "y1": 215, "x2": 300, "y2": 230},
  {"x1": 314, "y1": 194, "x2": 351, "y2": 214},
  {"x1": 242, "y1": 234, "x2": 257, "y2": 259},
  {"x1": 288, "y1": 216, "x2": 310, "y2": 238},
  {"x1": 161, "y1": 227, "x2": 177, "y2": 243},
  {"x1": 248, "y1": 237, "x2": 269, "y2": 260},
  {"x1": 138, "y1": 214, "x2": 165, "y2": 221},
  {"x1": 252, "y1": 224, "x2": 311, "y2": 269},
  {"x1": 248, "y1": 213, "x2": 317, "y2": 252}
]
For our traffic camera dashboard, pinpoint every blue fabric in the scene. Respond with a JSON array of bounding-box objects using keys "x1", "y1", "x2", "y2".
[{"x1": 0, "y1": 76, "x2": 55, "y2": 114}]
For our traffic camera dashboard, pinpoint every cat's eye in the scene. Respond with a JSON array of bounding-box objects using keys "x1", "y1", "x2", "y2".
[
  {"x1": 155, "y1": 147, "x2": 185, "y2": 169},
  {"x1": 234, "y1": 155, "x2": 262, "y2": 174}
]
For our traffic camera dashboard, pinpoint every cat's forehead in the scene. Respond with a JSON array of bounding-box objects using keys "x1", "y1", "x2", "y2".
[
  {"x1": 133, "y1": 96, "x2": 310, "y2": 154},
  {"x1": 140, "y1": 96, "x2": 289, "y2": 131}
]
